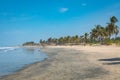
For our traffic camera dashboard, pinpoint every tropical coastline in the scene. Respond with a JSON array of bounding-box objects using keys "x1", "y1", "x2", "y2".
[
  {"x1": 0, "y1": 45, "x2": 120, "y2": 80},
  {"x1": 0, "y1": 0, "x2": 120, "y2": 80}
]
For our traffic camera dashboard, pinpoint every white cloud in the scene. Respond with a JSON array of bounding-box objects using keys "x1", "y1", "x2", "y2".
[
  {"x1": 81, "y1": 3, "x2": 87, "y2": 6},
  {"x1": 59, "y1": 7, "x2": 69, "y2": 13}
]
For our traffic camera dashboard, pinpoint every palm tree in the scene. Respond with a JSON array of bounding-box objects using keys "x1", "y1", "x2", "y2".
[
  {"x1": 90, "y1": 25, "x2": 108, "y2": 43},
  {"x1": 84, "y1": 33, "x2": 89, "y2": 43},
  {"x1": 58, "y1": 37, "x2": 64, "y2": 45},
  {"x1": 66, "y1": 36, "x2": 71, "y2": 43},
  {"x1": 114, "y1": 26, "x2": 119, "y2": 38},
  {"x1": 90, "y1": 28, "x2": 97, "y2": 41},
  {"x1": 110, "y1": 16, "x2": 118, "y2": 23},
  {"x1": 106, "y1": 23, "x2": 115, "y2": 38},
  {"x1": 74, "y1": 35, "x2": 80, "y2": 44},
  {"x1": 80, "y1": 35, "x2": 84, "y2": 43},
  {"x1": 106, "y1": 16, "x2": 119, "y2": 39}
]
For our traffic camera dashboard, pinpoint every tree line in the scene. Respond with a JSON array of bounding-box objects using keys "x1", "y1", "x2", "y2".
[{"x1": 23, "y1": 16, "x2": 120, "y2": 46}]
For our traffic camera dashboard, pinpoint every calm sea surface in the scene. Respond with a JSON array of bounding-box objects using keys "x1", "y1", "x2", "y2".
[{"x1": 0, "y1": 47, "x2": 48, "y2": 76}]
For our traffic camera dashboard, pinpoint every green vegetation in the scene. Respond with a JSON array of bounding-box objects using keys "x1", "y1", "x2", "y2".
[
  {"x1": 23, "y1": 16, "x2": 120, "y2": 46},
  {"x1": 23, "y1": 41, "x2": 39, "y2": 46}
]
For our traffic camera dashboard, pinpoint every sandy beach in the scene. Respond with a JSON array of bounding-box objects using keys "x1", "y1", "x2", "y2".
[{"x1": 0, "y1": 45, "x2": 120, "y2": 80}]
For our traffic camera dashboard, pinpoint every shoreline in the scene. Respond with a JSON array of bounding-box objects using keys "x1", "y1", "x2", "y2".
[
  {"x1": 0, "y1": 46, "x2": 120, "y2": 80},
  {"x1": 0, "y1": 47, "x2": 48, "y2": 78},
  {"x1": 0, "y1": 47, "x2": 58, "y2": 79}
]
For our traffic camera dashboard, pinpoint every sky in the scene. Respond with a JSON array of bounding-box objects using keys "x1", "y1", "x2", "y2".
[{"x1": 0, "y1": 0, "x2": 120, "y2": 46}]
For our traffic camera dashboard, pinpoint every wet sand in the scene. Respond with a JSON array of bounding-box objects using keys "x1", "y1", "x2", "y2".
[{"x1": 0, "y1": 46, "x2": 120, "y2": 80}]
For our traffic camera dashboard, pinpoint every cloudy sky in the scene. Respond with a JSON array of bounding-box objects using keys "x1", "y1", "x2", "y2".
[{"x1": 0, "y1": 0, "x2": 120, "y2": 46}]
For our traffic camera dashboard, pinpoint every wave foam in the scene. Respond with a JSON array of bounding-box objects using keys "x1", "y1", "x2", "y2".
[{"x1": 0, "y1": 46, "x2": 19, "y2": 52}]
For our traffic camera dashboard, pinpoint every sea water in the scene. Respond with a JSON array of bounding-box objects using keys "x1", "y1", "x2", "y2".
[{"x1": 0, "y1": 46, "x2": 48, "y2": 76}]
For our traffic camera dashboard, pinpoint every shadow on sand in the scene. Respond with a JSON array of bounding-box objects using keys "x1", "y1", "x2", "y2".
[{"x1": 98, "y1": 58, "x2": 120, "y2": 65}]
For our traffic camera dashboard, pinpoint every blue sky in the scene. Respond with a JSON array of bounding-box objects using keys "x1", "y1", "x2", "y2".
[{"x1": 0, "y1": 0, "x2": 120, "y2": 46}]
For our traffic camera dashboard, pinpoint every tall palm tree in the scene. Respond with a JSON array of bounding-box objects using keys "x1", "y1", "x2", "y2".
[
  {"x1": 106, "y1": 16, "x2": 119, "y2": 39},
  {"x1": 110, "y1": 16, "x2": 118, "y2": 23}
]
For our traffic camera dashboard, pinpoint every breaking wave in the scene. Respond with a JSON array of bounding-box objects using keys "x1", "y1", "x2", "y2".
[{"x1": 0, "y1": 46, "x2": 19, "y2": 52}]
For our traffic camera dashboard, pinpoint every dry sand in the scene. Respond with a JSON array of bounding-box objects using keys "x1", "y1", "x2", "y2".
[{"x1": 0, "y1": 45, "x2": 120, "y2": 80}]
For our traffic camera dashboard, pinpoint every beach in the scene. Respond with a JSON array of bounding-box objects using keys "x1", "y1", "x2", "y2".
[{"x1": 0, "y1": 45, "x2": 120, "y2": 80}]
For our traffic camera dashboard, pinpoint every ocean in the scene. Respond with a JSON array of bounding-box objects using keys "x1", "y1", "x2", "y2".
[{"x1": 0, "y1": 46, "x2": 48, "y2": 76}]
